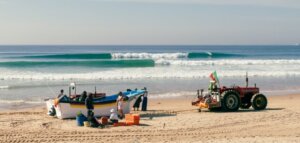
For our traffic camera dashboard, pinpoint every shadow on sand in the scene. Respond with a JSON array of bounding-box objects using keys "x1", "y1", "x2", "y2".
[
  {"x1": 201, "y1": 107, "x2": 285, "y2": 113},
  {"x1": 235, "y1": 107, "x2": 285, "y2": 113},
  {"x1": 138, "y1": 123, "x2": 151, "y2": 126},
  {"x1": 139, "y1": 110, "x2": 177, "y2": 120},
  {"x1": 265, "y1": 107, "x2": 285, "y2": 111}
]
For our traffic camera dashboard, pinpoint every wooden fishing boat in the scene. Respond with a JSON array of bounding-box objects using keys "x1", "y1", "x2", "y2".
[{"x1": 45, "y1": 83, "x2": 147, "y2": 119}]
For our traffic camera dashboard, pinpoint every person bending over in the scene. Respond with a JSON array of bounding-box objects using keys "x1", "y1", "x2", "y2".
[{"x1": 109, "y1": 109, "x2": 119, "y2": 124}]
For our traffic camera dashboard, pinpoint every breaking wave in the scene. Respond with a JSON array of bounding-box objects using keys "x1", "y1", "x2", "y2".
[
  {"x1": 187, "y1": 52, "x2": 242, "y2": 58},
  {"x1": 155, "y1": 59, "x2": 300, "y2": 66},
  {"x1": 111, "y1": 52, "x2": 187, "y2": 59},
  {"x1": 19, "y1": 52, "x2": 243, "y2": 60}
]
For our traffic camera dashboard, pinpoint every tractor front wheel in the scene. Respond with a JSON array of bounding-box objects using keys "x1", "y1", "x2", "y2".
[
  {"x1": 251, "y1": 94, "x2": 268, "y2": 110},
  {"x1": 221, "y1": 90, "x2": 241, "y2": 112}
]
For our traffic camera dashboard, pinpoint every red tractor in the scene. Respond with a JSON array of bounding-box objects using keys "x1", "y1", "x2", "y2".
[{"x1": 192, "y1": 78, "x2": 268, "y2": 112}]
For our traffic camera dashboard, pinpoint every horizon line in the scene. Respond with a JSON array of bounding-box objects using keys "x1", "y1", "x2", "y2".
[{"x1": 0, "y1": 44, "x2": 299, "y2": 46}]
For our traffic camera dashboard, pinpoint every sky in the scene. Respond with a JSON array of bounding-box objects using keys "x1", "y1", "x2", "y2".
[{"x1": 0, "y1": 0, "x2": 299, "y2": 45}]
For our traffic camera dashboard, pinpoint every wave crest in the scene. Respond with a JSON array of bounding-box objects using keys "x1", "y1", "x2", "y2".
[
  {"x1": 155, "y1": 59, "x2": 300, "y2": 66},
  {"x1": 19, "y1": 52, "x2": 243, "y2": 60},
  {"x1": 112, "y1": 52, "x2": 188, "y2": 59}
]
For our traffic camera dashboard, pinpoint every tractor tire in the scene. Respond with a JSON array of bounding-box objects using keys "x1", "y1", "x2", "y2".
[
  {"x1": 251, "y1": 93, "x2": 267, "y2": 110},
  {"x1": 240, "y1": 103, "x2": 252, "y2": 109},
  {"x1": 221, "y1": 90, "x2": 241, "y2": 112}
]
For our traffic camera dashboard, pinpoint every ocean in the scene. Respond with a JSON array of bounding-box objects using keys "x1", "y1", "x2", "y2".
[{"x1": 0, "y1": 45, "x2": 300, "y2": 109}]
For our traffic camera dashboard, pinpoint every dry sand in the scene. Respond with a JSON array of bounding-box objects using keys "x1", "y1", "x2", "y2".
[{"x1": 1, "y1": 94, "x2": 300, "y2": 143}]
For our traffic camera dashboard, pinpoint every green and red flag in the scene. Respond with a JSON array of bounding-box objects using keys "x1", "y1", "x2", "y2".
[{"x1": 209, "y1": 71, "x2": 219, "y2": 83}]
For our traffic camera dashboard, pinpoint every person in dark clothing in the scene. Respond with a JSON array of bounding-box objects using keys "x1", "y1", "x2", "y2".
[
  {"x1": 85, "y1": 93, "x2": 94, "y2": 119},
  {"x1": 79, "y1": 91, "x2": 87, "y2": 102},
  {"x1": 133, "y1": 95, "x2": 142, "y2": 111},
  {"x1": 142, "y1": 90, "x2": 148, "y2": 111},
  {"x1": 57, "y1": 89, "x2": 64, "y2": 98},
  {"x1": 87, "y1": 111, "x2": 101, "y2": 128}
]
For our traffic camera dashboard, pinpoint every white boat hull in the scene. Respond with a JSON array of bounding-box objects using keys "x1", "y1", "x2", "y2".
[{"x1": 46, "y1": 98, "x2": 138, "y2": 119}]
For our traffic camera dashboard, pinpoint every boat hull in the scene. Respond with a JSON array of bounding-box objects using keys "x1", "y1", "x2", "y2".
[{"x1": 46, "y1": 90, "x2": 145, "y2": 119}]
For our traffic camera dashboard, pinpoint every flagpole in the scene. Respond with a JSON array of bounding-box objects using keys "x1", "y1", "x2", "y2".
[{"x1": 215, "y1": 71, "x2": 221, "y2": 88}]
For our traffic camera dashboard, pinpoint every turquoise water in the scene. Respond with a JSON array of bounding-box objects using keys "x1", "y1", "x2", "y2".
[
  {"x1": 0, "y1": 45, "x2": 299, "y2": 79},
  {"x1": 0, "y1": 59, "x2": 155, "y2": 68},
  {"x1": 0, "y1": 45, "x2": 299, "y2": 109}
]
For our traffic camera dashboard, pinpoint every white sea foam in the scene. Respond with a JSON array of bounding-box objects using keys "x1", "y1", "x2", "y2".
[
  {"x1": 149, "y1": 91, "x2": 197, "y2": 99},
  {"x1": 0, "y1": 65, "x2": 299, "y2": 81},
  {"x1": 206, "y1": 51, "x2": 212, "y2": 56},
  {"x1": 0, "y1": 99, "x2": 42, "y2": 104},
  {"x1": 0, "y1": 59, "x2": 299, "y2": 80},
  {"x1": 0, "y1": 85, "x2": 9, "y2": 89},
  {"x1": 155, "y1": 59, "x2": 300, "y2": 66},
  {"x1": 112, "y1": 52, "x2": 188, "y2": 60}
]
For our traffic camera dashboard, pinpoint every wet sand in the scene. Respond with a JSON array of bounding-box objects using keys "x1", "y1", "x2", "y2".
[{"x1": 1, "y1": 94, "x2": 300, "y2": 143}]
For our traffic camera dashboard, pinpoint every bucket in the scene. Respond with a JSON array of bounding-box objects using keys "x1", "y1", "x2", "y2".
[
  {"x1": 84, "y1": 121, "x2": 90, "y2": 127},
  {"x1": 76, "y1": 114, "x2": 87, "y2": 126}
]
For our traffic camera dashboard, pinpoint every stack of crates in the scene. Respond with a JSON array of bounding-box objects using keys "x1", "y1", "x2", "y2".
[{"x1": 125, "y1": 114, "x2": 140, "y2": 125}]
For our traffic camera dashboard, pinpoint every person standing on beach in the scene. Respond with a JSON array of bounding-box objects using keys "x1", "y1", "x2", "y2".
[
  {"x1": 57, "y1": 89, "x2": 64, "y2": 98},
  {"x1": 133, "y1": 95, "x2": 142, "y2": 111},
  {"x1": 85, "y1": 93, "x2": 94, "y2": 119},
  {"x1": 116, "y1": 92, "x2": 123, "y2": 109},
  {"x1": 116, "y1": 92, "x2": 124, "y2": 119},
  {"x1": 142, "y1": 89, "x2": 148, "y2": 111},
  {"x1": 117, "y1": 92, "x2": 123, "y2": 102},
  {"x1": 79, "y1": 91, "x2": 87, "y2": 102}
]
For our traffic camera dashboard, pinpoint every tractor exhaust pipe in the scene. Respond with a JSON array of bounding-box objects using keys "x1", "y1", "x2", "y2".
[{"x1": 246, "y1": 72, "x2": 249, "y2": 87}]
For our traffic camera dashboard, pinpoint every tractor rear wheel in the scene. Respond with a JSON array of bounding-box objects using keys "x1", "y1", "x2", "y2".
[
  {"x1": 221, "y1": 90, "x2": 241, "y2": 111},
  {"x1": 251, "y1": 94, "x2": 267, "y2": 110}
]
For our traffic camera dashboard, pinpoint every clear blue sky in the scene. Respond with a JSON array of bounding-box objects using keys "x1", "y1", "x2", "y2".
[{"x1": 0, "y1": 0, "x2": 299, "y2": 45}]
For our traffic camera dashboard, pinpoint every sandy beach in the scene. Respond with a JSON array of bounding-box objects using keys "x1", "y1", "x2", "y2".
[
  {"x1": 1, "y1": 94, "x2": 300, "y2": 143},
  {"x1": 1, "y1": 0, "x2": 300, "y2": 142}
]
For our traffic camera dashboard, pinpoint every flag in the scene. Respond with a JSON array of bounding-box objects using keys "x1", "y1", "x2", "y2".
[{"x1": 209, "y1": 71, "x2": 219, "y2": 83}]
